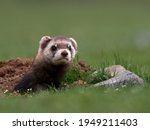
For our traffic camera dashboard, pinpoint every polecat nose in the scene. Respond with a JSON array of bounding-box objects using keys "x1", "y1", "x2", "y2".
[{"x1": 61, "y1": 51, "x2": 68, "y2": 57}]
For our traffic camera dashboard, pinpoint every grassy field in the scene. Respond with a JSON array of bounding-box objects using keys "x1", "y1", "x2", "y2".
[{"x1": 0, "y1": 0, "x2": 150, "y2": 112}]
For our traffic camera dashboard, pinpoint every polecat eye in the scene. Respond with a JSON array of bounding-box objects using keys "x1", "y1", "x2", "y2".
[
  {"x1": 67, "y1": 44, "x2": 72, "y2": 51},
  {"x1": 51, "y1": 45, "x2": 57, "y2": 51}
]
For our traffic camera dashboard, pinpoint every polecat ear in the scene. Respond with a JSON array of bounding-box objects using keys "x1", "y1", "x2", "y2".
[
  {"x1": 39, "y1": 36, "x2": 52, "y2": 50},
  {"x1": 69, "y1": 38, "x2": 77, "y2": 51}
]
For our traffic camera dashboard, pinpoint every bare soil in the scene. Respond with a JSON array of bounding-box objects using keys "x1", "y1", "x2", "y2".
[{"x1": 0, "y1": 58, "x2": 33, "y2": 91}]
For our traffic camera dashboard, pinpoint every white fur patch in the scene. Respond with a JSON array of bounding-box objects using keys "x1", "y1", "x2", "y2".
[
  {"x1": 52, "y1": 49, "x2": 71, "y2": 65},
  {"x1": 69, "y1": 37, "x2": 77, "y2": 50}
]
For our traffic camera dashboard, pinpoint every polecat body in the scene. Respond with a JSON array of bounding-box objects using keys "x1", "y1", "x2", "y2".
[{"x1": 14, "y1": 36, "x2": 77, "y2": 93}]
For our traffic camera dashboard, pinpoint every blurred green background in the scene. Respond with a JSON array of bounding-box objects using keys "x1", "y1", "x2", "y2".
[
  {"x1": 0, "y1": 0, "x2": 150, "y2": 66},
  {"x1": 0, "y1": 0, "x2": 150, "y2": 112}
]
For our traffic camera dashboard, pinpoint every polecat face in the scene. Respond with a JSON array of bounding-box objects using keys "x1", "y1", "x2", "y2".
[{"x1": 38, "y1": 36, "x2": 77, "y2": 65}]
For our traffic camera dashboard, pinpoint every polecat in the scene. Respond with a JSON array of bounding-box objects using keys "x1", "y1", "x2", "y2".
[{"x1": 14, "y1": 36, "x2": 77, "y2": 93}]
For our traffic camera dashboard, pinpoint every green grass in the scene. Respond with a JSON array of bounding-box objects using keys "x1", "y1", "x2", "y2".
[
  {"x1": 0, "y1": 0, "x2": 150, "y2": 112},
  {"x1": 0, "y1": 87, "x2": 150, "y2": 112}
]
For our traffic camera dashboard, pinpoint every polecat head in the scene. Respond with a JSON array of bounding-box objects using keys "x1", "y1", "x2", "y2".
[{"x1": 37, "y1": 36, "x2": 77, "y2": 65}]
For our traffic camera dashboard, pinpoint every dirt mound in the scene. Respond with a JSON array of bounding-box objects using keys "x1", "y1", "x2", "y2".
[
  {"x1": 0, "y1": 58, "x2": 33, "y2": 90},
  {"x1": 0, "y1": 58, "x2": 91, "y2": 91}
]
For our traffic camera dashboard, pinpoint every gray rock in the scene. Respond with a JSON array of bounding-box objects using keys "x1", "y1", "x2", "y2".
[{"x1": 91, "y1": 65, "x2": 144, "y2": 87}]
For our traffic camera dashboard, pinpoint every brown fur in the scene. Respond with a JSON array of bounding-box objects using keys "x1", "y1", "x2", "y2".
[{"x1": 14, "y1": 56, "x2": 70, "y2": 93}]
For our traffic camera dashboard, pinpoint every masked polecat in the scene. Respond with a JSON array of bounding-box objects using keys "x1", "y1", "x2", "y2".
[{"x1": 14, "y1": 36, "x2": 77, "y2": 93}]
